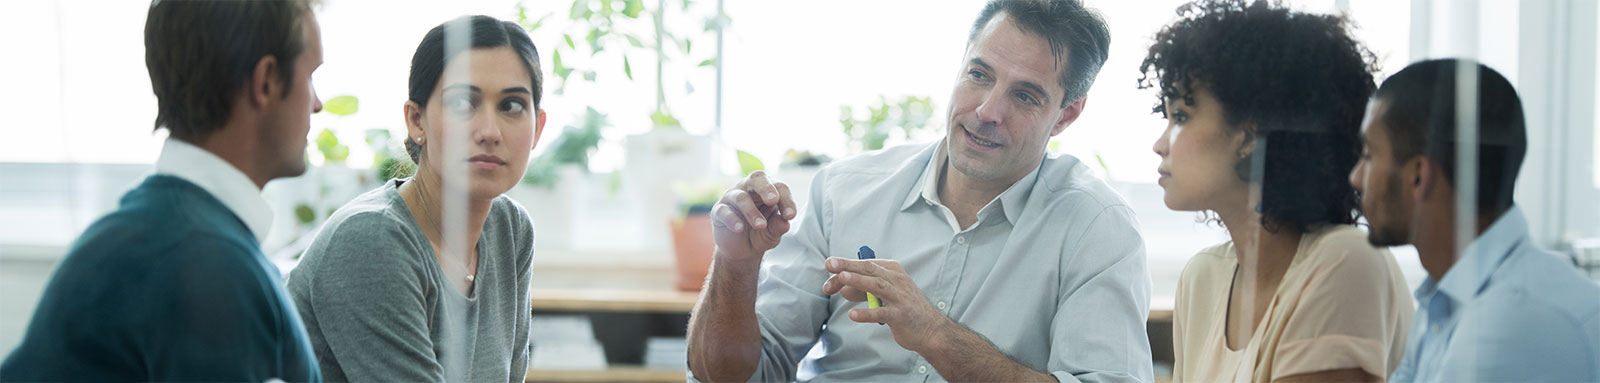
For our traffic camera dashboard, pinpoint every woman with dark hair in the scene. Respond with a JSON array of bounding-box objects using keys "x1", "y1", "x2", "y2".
[
  {"x1": 286, "y1": 15, "x2": 545, "y2": 382},
  {"x1": 1141, "y1": 1, "x2": 1411, "y2": 381}
]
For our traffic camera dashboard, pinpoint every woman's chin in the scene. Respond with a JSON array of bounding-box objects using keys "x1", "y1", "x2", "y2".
[
  {"x1": 463, "y1": 177, "x2": 518, "y2": 201},
  {"x1": 1161, "y1": 194, "x2": 1200, "y2": 212}
]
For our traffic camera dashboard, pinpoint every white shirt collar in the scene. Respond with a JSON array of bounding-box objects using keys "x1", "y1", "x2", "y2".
[
  {"x1": 910, "y1": 141, "x2": 1040, "y2": 229},
  {"x1": 154, "y1": 138, "x2": 274, "y2": 243},
  {"x1": 918, "y1": 142, "x2": 951, "y2": 208}
]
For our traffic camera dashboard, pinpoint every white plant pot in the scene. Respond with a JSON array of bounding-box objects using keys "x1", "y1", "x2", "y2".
[
  {"x1": 506, "y1": 165, "x2": 586, "y2": 251},
  {"x1": 623, "y1": 130, "x2": 717, "y2": 252}
]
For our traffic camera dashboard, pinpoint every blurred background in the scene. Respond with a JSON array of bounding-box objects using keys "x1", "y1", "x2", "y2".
[{"x1": 1, "y1": 0, "x2": 1596, "y2": 381}]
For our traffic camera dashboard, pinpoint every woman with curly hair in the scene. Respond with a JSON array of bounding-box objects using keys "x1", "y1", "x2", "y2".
[{"x1": 1142, "y1": 1, "x2": 1412, "y2": 381}]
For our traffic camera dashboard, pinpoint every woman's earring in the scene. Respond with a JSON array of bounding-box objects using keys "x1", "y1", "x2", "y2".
[{"x1": 415, "y1": 137, "x2": 425, "y2": 144}]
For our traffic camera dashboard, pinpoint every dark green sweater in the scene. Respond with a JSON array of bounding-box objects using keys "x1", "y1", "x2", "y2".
[{"x1": 1, "y1": 175, "x2": 320, "y2": 382}]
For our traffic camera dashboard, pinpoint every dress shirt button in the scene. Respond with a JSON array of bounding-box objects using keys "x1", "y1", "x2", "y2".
[
  {"x1": 917, "y1": 365, "x2": 928, "y2": 374},
  {"x1": 955, "y1": 236, "x2": 966, "y2": 244},
  {"x1": 937, "y1": 301, "x2": 948, "y2": 310}
]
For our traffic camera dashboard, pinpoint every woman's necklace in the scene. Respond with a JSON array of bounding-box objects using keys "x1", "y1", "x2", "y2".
[{"x1": 415, "y1": 183, "x2": 475, "y2": 283}]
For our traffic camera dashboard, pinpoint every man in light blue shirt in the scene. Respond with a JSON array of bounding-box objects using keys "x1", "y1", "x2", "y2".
[
  {"x1": 686, "y1": 1, "x2": 1153, "y2": 382},
  {"x1": 1350, "y1": 59, "x2": 1600, "y2": 382}
]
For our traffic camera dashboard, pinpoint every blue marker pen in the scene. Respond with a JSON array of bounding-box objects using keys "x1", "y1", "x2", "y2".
[{"x1": 856, "y1": 245, "x2": 881, "y2": 308}]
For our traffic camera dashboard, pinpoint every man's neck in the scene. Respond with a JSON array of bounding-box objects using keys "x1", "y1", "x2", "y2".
[
  {"x1": 1412, "y1": 203, "x2": 1501, "y2": 281},
  {"x1": 188, "y1": 131, "x2": 269, "y2": 189},
  {"x1": 937, "y1": 161, "x2": 1021, "y2": 230}
]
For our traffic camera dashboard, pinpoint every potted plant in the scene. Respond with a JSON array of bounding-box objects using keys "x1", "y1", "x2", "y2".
[
  {"x1": 664, "y1": 150, "x2": 762, "y2": 291},
  {"x1": 505, "y1": 106, "x2": 609, "y2": 251},
  {"x1": 668, "y1": 181, "x2": 722, "y2": 291}
]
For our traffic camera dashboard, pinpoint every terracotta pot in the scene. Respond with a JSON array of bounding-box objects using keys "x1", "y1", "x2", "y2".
[{"x1": 670, "y1": 212, "x2": 715, "y2": 291}]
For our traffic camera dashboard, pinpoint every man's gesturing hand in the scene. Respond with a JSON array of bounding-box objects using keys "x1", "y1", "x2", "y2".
[{"x1": 711, "y1": 170, "x2": 798, "y2": 262}]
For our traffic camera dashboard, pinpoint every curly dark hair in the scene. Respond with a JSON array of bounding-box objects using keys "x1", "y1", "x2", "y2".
[{"x1": 1137, "y1": 0, "x2": 1378, "y2": 233}]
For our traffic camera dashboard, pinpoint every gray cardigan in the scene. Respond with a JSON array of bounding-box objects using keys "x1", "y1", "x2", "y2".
[{"x1": 287, "y1": 178, "x2": 535, "y2": 382}]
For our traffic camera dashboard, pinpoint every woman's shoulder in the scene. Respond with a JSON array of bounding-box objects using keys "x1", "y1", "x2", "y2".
[
  {"x1": 301, "y1": 184, "x2": 428, "y2": 265},
  {"x1": 489, "y1": 194, "x2": 533, "y2": 233},
  {"x1": 488, "y1": 194, "x2": 535, "y2": 248},
  {"x1": 1184, "y1": 241, "x2": 1236, "y2": 274},
  {"x1": 1299, "y1": 225, "x2": 1393, "y2": 269},
  {"x1": 322, "y1": 185, "x2": 416, "y2": 238},
  {"x1": 1178, "y1": 241, "x2": 1237, "y2": 294},
  {"x1": 1289, "y1": 225, "x2": 1407, "y2": 296}
]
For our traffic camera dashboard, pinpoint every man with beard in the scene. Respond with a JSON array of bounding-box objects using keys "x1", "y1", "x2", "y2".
[
  {"x1": 1349, "y1": 58, "x2": 1600, "y2": 382},
  {"x1": 686, "y1": 0, "x2": 1152, "y2": 382}
]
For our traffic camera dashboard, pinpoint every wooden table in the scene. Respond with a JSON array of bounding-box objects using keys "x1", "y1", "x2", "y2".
[
  {"x1": 529, "y1": 256, "x2": 700, "y2": 313},
  {"x1": 528, "y1": 259, "x2": 1176, "y2": 318},
  {"x1": 525, "y1": 367, "x2": 685, "y2": 383},
  {"x1": 524, "y1": 253, "x2": 1176, "y2": 382}
]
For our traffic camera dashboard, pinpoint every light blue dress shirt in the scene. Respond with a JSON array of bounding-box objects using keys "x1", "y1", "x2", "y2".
[
  {"x1": 742, "y1": 140, "x2": 1153, "y2": 382},
  {"x1": 1389, "y1": 207, "x2": 1600, "y2": 382}
]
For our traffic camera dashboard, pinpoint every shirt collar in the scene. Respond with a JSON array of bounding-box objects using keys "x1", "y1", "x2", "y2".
[
  {"x1": 898, "y1": 139, "x2": 1041, "y2": 225},
  {"x1": 154, "y1": 138, "x2": 274, "y2": 243},
  {"x1": 1432, "y1": 205, "x2": 1530, "y2": 304}
]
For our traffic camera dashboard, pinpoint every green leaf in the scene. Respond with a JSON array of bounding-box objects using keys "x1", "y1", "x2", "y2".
[
  {"x1": 623, "y1": 56, "x2": 633, "y2": 80},
  {"x1": 564, "y1": 34, "x2": 576, "y2": 49},
  {"x1": 736, "y1": 150, "x2": 764, "y2": 175},
  {"x1": 521, "y1": 156, "x2": 562, "y2": 189},
  {"x1": 624, "y1": 34, "x2": 644, "y2": 48},
  {"x1": 621, "y1": 0, "x2": 644, "y2": 18},
  {"x1": 587, "y1": 27, "x2": 610, "y2": 54},
  {"x1": 582, "y1": 106, "x2": 611, "y2": 130},
  {"x1": 363, "y1": 128, "x2": 391, "y2": 151},
  {"x1": 583, "y1": 71, "x2": 597, "y2": 81},
  {"x1": 326, "y1": 145, "x2": 349, "y2": 162},
  {"x1": 294, "y1": 204, "x2": 316, "y2": 225},
  {"x1": 569, "y1": 0, "x2": 590, "y2": 20},
  {"x1": 704, "y1": 13, "x2": 731, "y2": 32},
  {"x1": 516, "y1": 3, "x2": 550, "y2": 32},
  {"x1": 314, "y1": 128, "x2": 349, "y2": 163},
  {"x1": 664, "y1": 31, "x2": 688, "y2": 53},
  {"x1": 315, "y1": 128, "x2": 340, "y2": 151},
  {"x1": 697, "y1": 58, "x2": 717, "y2": 67},
  {"x1": 606, "y1": 171, "x2": 624, "y2": 195},
  {"x1": 324, "y1": 95, "x2": 359, "y2": 116},
  {"x1": 650, "y1": 111, "x2": 682, "y2": 128},
  {"x1": 525, "y1": 15, "x2": 549, "y2": 31},
  {"x1": 684, "y1": 39, "x2": 693, "y2": 54},
  {"x1": 552, "y1": 50, "x2": 572, "y2": 79}
]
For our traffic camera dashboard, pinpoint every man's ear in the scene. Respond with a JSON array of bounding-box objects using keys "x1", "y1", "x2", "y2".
[
  {"x1": 1408, "y1": 157, "x2": 1434, "y2": 202},
  {"x1": 1049, "y1": 96, "x2": 1087, "y2": 137},
  {"x1": 249, "y1": 56, "x2": 281, "y2": 109}
]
